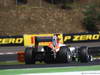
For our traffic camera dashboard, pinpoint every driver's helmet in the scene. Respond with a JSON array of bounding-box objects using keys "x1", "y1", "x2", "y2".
[{"x1": 52, "y1": 35, "x2": 58, "y2": 47}]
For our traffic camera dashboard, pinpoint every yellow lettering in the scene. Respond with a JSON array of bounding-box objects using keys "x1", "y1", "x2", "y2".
[
  {"x1": 64, "y1": 36, "x2": 71, "y2": 41},
  {"x1": 0, "y1": 38, "x2": 23, "y2": 44},
  {"x1": 80, "y1": 35, "x2": 87, "y2": 40},
  {"x1": 86, "y1": 35, "x2": 92, "y2": 40},
  {"x1": 15, "y1": 38, "x2": 23, "y2": 43},
  {"x1": 2, "y1": 39, "x2": 9, "y2": 44},
  {"x1": 92, "y1": 34, "x2": 100, "y2": 40},
  {"x1": 0, "y1": 39, "x2": 2, "y2": 44},
  {"x1": 73, "y1": 35, "x2": 79, "y2": 41},
  {"x1": 73, "y1": 34, "x2": 100, "y2": 41},
  {"x1": 79, "y1": 35, "x2": 92, "y2": 40},
  {"x1": 9, "y1": 38, "x2": 15, "y2": 44}
]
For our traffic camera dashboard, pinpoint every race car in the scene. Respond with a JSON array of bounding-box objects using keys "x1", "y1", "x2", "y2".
[{"x1": 23, "y1": 34, "x2": 93, "y2": 64}]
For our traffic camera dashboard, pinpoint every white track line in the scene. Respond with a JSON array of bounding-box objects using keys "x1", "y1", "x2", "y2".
[{"x1": 20, "y1": 71, "x2": 100, "y2": 75}]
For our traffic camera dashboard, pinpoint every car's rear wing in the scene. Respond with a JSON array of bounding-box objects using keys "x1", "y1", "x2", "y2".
[{"x1": 0, "y1": 32, "x2": 100, "y2": 47}]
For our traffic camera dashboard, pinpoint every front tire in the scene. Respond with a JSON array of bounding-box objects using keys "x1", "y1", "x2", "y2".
[
  {"x1": 24, "y1": 47, "x2": 35, "y2": 64},
  {"x1": 44, "y1": 46, "x2": 54, "y2": 64}
]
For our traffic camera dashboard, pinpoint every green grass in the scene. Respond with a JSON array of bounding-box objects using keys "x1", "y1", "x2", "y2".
[{"x1": 0, "y1": 65, "x2": 100, "y2": 75}]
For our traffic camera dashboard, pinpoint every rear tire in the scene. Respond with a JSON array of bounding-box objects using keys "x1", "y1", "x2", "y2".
[
  {"x1": 56, "y1": 46, "x2": 72, "y2": 63},
  {"x1": 44, "y1": 46, "x2": 54, "y2": 64},
  {"x1": 78, "y1": 46, "x2": 91, "y2": 63},
  {"x1": 25, "y1": 47, "x2": 35, "y2": 64}
]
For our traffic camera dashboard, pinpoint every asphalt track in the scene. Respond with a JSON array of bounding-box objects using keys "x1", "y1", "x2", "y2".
[
  {"x1": 0, "y1": 53, "x2": 100, "y2": 70},
  {"x1": 0, "y1": 42, "x2": 100, "y2": 70},
  {"x1": 0, "y1": 60, "x2": 100, "y2": 70}
]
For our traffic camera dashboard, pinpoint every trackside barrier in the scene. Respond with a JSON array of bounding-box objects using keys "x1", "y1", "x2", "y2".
[
  {"x1": 89, "y1": 47, "x2": 100, "y2": 56},
  {"x1": 0, "y1": 35, "x2": 24, "y2": 46},
  {"x1": 0, "y1": 32, "x2": 100, "y2": 46}
]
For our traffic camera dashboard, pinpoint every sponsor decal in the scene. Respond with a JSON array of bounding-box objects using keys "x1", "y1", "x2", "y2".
[
  {"x1": 0, "y1": 36, "x2": 24, "y2": 46},
  {"x1": 63, "y1": 33, "x2": 100, "y2": 43},
  {"x1": 0, "y1": 38, "x2": 23, "y2": 44},
  {"x1": 1, "y1": 32, "x2": 100, "y2": 46}
]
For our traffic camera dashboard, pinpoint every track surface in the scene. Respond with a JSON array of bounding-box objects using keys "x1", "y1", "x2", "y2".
[{"x1": 0, "y1": 60, "x2": 100, "y2": 70}]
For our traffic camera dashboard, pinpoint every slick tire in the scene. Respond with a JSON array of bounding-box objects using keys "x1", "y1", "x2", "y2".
[
  {"x1": 78, "y1": 46, "x2": 91, "y2": 63},
  {"x1": 25, "y1": 47, "x2": 35, "y2": 64},
  {"x1": 44, "y1": 46, "x2": 54, "y2": 64},
  {"x1": 56, "y1": 46, "x2": 72, "y2": 63}
]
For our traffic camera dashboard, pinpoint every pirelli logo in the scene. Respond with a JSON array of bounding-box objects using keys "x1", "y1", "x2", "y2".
[
  {"x1": 64, "y1": 33, "x2": 100, "y2": 43},
  {"x1": 0, "y1": 36, "x2": 24, "y2": 46},
  {"x1": 73, "y1": 34, "x2": 100, "y2": 41},
  {"x1": 0, "y1": 38, "x2": 23, "y2": 44}
]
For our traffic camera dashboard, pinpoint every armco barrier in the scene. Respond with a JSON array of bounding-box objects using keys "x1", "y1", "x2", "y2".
[
  {"x1": 0, "y1": 32, "x2": 100, "y2": 46},
  {"x1": 89, "y1": 47, "x2": 100, "y2": 56}
]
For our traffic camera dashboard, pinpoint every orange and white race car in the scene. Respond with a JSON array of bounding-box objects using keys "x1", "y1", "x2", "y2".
[{"x1": 20, "y1": 34, "x2": 93, "y2": 64}]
